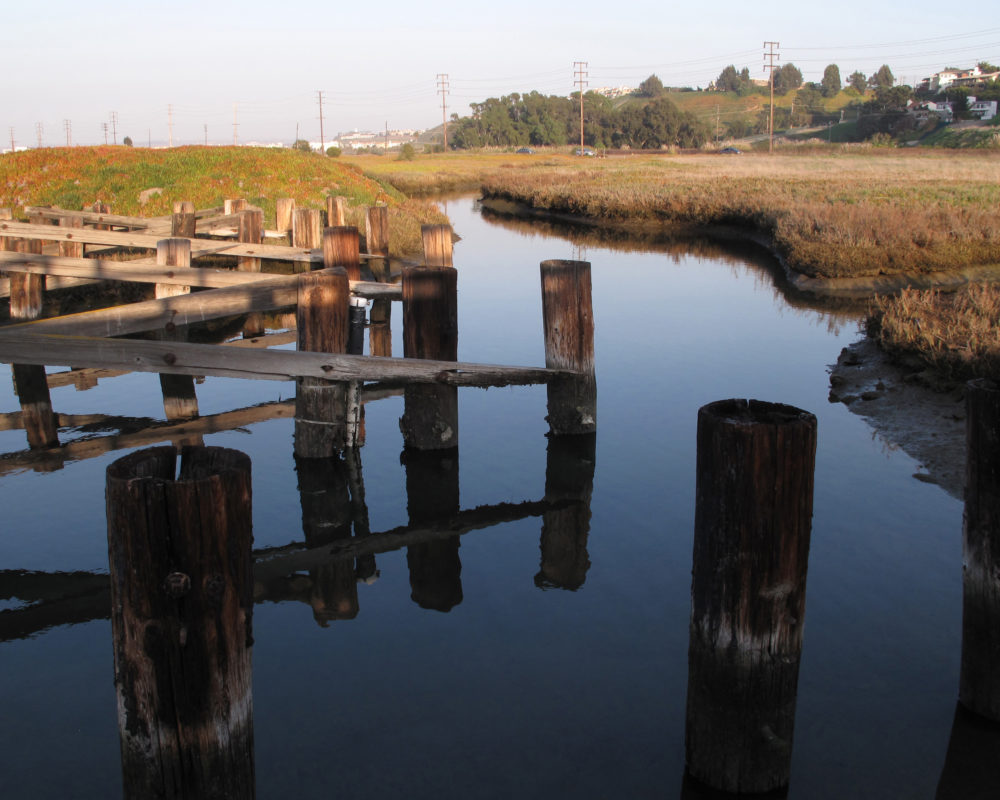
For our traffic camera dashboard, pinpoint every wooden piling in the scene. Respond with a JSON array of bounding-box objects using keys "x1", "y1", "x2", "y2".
[
  {"x1": 294, "y1": 269, "x2": 357, "y2": 458},
  {"x1": 366, "y1": 206, "x2": 389, "y2": 260},
  {"x1": 327, "y1": 196, "x2": 346, "y2": 227},
  {"x1": 276, "y1": 198, "x2": 295, "y2": 237},
  {"x1": 685, "y1": 399, "x2": 817, "y2": 795},
  {"x1": 224, "y1": 198, "x2": 248, "y2": 215},
  {"x1": 421, "y1": 224, "x2": 453, "y2": 267},
  {"x1": 292, "y1": 209, "x2": 322, "y2": 258},
  {"x1": 367, "y1": 207, "x2": 392, "y2": 358},
  {"x1": 400, "y1": 265, "x2": 458, "y2": 450},
  {"x1": 171, "y1": 200, "x2": 196, "y2": 238},
  {"x1": 106, "y1": 446, "x2": 254, "y2": 800},
  {"x1": 540, "y1": 259, "x2": 596, "y2": 436},
  {"x1": 322, "y1": 226, "x2": 361, "y2": 282},
  {"x1": 237, "y1": 209, "x2": 264, "y2": 272},
  {"x1": 535, "y1": 433, "x2": 595, "y2": 590},
  {"x1": 960, "y1": 378, "x2": 1000, "y2": 721},
  {"x1": 0, "y1": 207, "x2": 12, "y2": 252},
  {"x1": 58, "y1": 215, "x2": 84, "y2": 259},
  {"x1": 92, "y1": 201, "x2": 112, "y2": 231},
  {"x1": 155, "y1": 239, "x2": 199, "y2": 421}
]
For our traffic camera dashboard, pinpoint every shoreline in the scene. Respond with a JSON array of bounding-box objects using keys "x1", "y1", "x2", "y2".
[{"x1": 478, "y1": 195, "x2": 1000, "y2": 299}]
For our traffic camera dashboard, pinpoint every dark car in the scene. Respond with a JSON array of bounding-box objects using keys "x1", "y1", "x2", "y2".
[
  {"x1": 719, "y1": 146, "x2": 742, "y2": 154},
  {"x1": 516, "y1": 147, "x2": 535, "y2": 155}
]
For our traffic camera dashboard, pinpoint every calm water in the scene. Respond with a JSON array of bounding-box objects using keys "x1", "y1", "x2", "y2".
[{"x1": 0, "y1": 197, "x2": 973, "y2": 798}]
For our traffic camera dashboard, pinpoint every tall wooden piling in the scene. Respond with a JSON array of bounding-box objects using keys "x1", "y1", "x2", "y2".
[
  {"x1": 422, "y1": 224, "x2": 453, "y2": 267},
  {"x1": 106, "y1": 446, "x2": 254, "y2": 800},
  {"x1": 171, "y1": 200, "x2": 196, "y2": 238},
  {"x1": 294, "y1": 269, "x2": 356, "y2": 457},
  {"x1": 58, "y1": 214, "x2": 84, "y2": 259},
  {"x1": 540, "y1": 259, "x2": 596, "y2": 436},
  {"x1": 367, "y1": 206, "x2": 392, "y2": 357},
  {"x1": 224, "y1": 198, "x2": 248, "y2": 215},
  {"x1": 0, "y1": 207, "x2": 12, "y2": 252},
  {"x1": 400, "y1": 264, "x2": 458, "y2": 450},
  {"x1": 5, "y1": 234, "x2": 57, "y2": 448},
  {"x1": 276, "y1": 198, "x2": 295, "y2": 237},
  {"x1": 237, "y1": 209, "x2": 264, "y2": 272},
  {"x1": 535, "y1": 433, "x2": 595, "y2": 590},
  {"x1": 327, "y1": 196, "x2": 347, "y2": 227},
  {"x1": 155, "y1": 239, "x2": 199, "y2": 421},
  {"x1": 685, "y1": 399, "x2": 816, "y2": 795},
  {"x1": 292, "y1": 209, "x2": 323, "y2": 258},
  {"x1": 322, "y1": 226, "x2": 361, "y2": 282},
  {"x1": 960, "y1": 378, "x2": 1000, "y2": 721}
]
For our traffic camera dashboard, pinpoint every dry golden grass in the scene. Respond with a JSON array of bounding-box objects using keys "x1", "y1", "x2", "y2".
[
  {"x1": 870, "y1": 283, "x2": 1000, "y2": 379},
  {"x1": 359, "y1": 149, "x2": 1000, "y2": 279}
]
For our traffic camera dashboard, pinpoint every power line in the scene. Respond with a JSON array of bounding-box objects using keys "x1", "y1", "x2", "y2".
[
  {"x1": 574, "y1": 61, "x2": 588, "y2": 151},
  {"x1": 437, "y1": 73, "x2": 450, "y2": 149}
]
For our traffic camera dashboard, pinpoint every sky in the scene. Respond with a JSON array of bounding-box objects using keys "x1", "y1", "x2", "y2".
[{"x1": 2, "y1": 1, "x2": 997, "y2": 148}]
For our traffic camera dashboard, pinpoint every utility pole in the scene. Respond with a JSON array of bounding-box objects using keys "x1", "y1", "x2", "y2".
[
  {"x1": 64, "y1": 119, "x2": 72, "y2": 147},
  {"x1": 317, "y1": 90, "x2": 325, "y2": 152},
  {"x1": 437, "y1": 73, "x2": 450, "y2": 150},
  {"x1": 35, "y1": 122, "x2": 43, "y2": 148},
  {"x1": 385, "y1": 120, "x2": 389, "y2": 152},
  {"x1": 102, "y1": 122, "x2": 109, "y2": 145},
  {"x1": 110, "y1": 111, "x2": 118, "y2": 145},
  {"x1": 204, "y1": 123, "x2": 208, "y2": 146},
  {"x1": 168, "y1": 103, "x2": 174, "y2": 148},
  {"x1": 233, "y1": 103, "x2": 238, "y2": 146},
  {"x1": 763, "y1": 41, "x2": 780, "y2": 154},
  {"x1": 574, "y1": 61, "x2": 588, "y2": 151},
  {"x1": 9, "y1": 128, "x2": 14, "y2": 153}
]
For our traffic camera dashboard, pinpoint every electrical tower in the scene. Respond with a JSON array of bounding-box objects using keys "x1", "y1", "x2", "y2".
[
  {"x1": 9, "y1": 128, "x2": 14, "y2": 153},
  {"x1": 204, "y1": 123, "x2": 208, "y2": 146},
  {"x1": 35, "y1": 122, "x2": 43, "y2": 148},
  {"x1": 574, "y1": 61, "x2": 588, "y2": 151},
  {"x1": 233, "y1": 103, "x2": 239, "y2": 146},
  {"x1": 437, "y1": 74, "x2": 450, "y2": 150},
  {"x1": 110, "y1": 111, "x2": 118, "y2": 145},
  {"x1": 64, "y1": 119, "x2": 72, "y2": 147},
  {"x1": 168, "y1": 104, "x2": 174, "y2": 148},
  {"x1": 102, "y1": 122, "x2": 109, "y2": 145},
  {"x1": 763, "y1": 41, "x2": 780, "y2": 154},
  {"x1": 317, "y1": 90, "x2": 326, "y2": 152}
]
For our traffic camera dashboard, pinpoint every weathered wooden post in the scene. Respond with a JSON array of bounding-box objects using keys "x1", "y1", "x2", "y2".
[
  {"x1": 171, "y1": 201, "x2": 196, "y2": 238},
  {"x1": 327, "y1": 195, "x2": 347, "y2": 227},
  {"x1": 960, "y1": 378, "x2": 1000, "y2": 721},
  {"x1": 322, "y1": 226, "x2": 365, "y2": 356},
  {"x1": 224, "y1": 198, "x2": 248, "y2": 215},
  {"x1": 540, "y1": 259, "x2": 596, "y2": 436},
  {"x1": 5, "y1": 233, "x2": 58, "y2": 448},
  {"x1": 237, "y1": 209, "x2": 263, "y2": 272},
  {"x1": 535, "y1": 433, "x2": 595, "y2": 590},
  {"x1": 106, "y1": 446, "x2": 254, "y2": 800},
  {"x1": 276, "y1": 198, "x2": 295, "y2": 238},
  {"x1": 400, "y1": 261, "x2": 458, "y2": 450},
  {"x1": 366, "y1": 206, "x2": 392, "y2": 357},
  {"x1": 295, "y1": 454, "x2": 359, "y2": 624},
  {"x1": 936, "y1": 701, "x2": 1000, "y2": 799},
  {"x1": 292, "y1": 209, "x2": 323, "y2": 271},
  {"x1": 0, "y1": 207, "x2": 12, "y2": 252},
  {"x1": 685, "y1": 399, "x2": 817, "y2": 795},
  {"x1": 294, "y1": 269, "x2": 358, "y2": 458},
  {"x1": 92, "y1": 201, "x2": 112, "y2": 231},
  {"x1": 403, "y1": 447, "x2": 463, "y2": 612},
  {"x1": 58, "y1": 214, "x2": 84, "y2": 258},
  {"x1": 155, "y1": 239, "x2": 199, "y2": 422}
]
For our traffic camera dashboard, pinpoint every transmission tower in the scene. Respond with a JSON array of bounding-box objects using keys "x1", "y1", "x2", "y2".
[
  {"x1": 763, "y1": 41, "x2": 780, "y2": 154},
  {"x1": 110, "y1": 111, "x2": 118, "y2": 145},
  {"x1": 233, "y1": 103, "x2": 239, "y2": 146},
  {"x1": 317, "y1": 90, "x2": 326, "y2": 152},
  {"x1": 437, "y1": 74, "x2": 450, "y2": 150},
  {"x1": 102, "y1": 122, "x2": 109, "y2": 145},
  {"x1": 168, "y1": 104, "x2": 174, "y2": 148},
  {"x1": 35, "y1": 122, "x2": 43, "y2": 148},
  {"x1": 64, "y1": 119, "x2": 72, "y2": 147},
  {"x1": 574, "y1": 61, "x2": 588, "y2": 151}
]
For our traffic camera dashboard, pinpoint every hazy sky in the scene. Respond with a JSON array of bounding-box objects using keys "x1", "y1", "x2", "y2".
[{"x1": 2, "y1": 1, "x2": 997, "y2": 147}]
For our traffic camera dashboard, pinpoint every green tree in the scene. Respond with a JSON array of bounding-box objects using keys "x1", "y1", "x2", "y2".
[
  {"x1": 397, "y1": 142, "x2": 416, "y2": 161},
  {"x1": 870, "y1": 65, "x2": 894, "y2": 89},
  {"x1": 848, "y1": 71, "x2": 867, "y2": 93},
  {"x1": 978, "y1": 61, "x2": 1000, "y2": 73},
  {"x1": 716, "y1": 65, "x2": 741, "y2": 92},
  {"x1": 292, "y1": 139, "x2": 312, "y2": 152},
  {"x1": 326, "y1": 146, "x2": 341, "y2": 157},
  {"x1": 947, "y1": 87, "x2": 972, "y2": 119},
  {"x1": 821, "y1": 64, "x2": 842, "y2": 97},
  {"x1": 773, "y1": 63, "x2": 803, "y2": 95},
  {"x1": 637, "y1": 74, "x2": 665, "y2": 97},
  {"x1": 122, "y1": 136, "x2": 133, "y2": 147}
]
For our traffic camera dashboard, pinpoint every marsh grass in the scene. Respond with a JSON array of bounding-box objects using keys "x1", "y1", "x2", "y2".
[
  {"x1": 870, "y1": 283, "x2": 1000, "y2": 379},
  {"x1": 0, "y1": 146, "x2": 447, "y2": 255}
]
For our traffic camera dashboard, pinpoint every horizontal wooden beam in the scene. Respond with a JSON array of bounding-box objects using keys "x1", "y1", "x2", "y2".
[
  {"x1": 0, "y1": 252, "x2": 400, "y2": 299},
  {"x1": 0, "y1": 331, "x2": 561, "y2": 386},
  {"x1": 24, "y1": 206, "x2": 165, "y2": 229}
]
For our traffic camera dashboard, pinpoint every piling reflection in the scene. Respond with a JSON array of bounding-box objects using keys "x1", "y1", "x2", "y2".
[
  {"x1": 535, "y1": 434, "x2": 595, "y2": 590},
  {"x1": 402, "y1": 446, "x2": 463, "y2": 611}
]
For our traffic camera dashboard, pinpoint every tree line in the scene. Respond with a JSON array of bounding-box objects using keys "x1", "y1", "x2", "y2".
[{"x1": 448, "y1": 89, "x2": 710, "y2": 150}]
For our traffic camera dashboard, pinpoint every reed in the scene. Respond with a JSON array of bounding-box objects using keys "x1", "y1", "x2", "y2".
[{"x1": 870, "y1": 284, "x2": 1000, "y2": 380}]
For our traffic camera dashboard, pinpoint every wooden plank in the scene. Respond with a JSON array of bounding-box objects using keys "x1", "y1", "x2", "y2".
[
  {"x1": 0, "y1": 411, "x2": 109, "y2": 431},
  {"x1": 0, "y1": 332, "x2": 562, "y2": 386},
  {"x1": 23, "y1": 206, "x2": 165, "y2": 229}
]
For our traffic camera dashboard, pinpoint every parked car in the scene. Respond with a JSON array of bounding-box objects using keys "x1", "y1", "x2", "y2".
[
  {"x1": 573, "y1": 147, "x2": 596, "y2": 156},
  {"x1": 516, "y1": 147, "x2": 535, "y2": 155},
  {"x1": 719, "y1": 146, "x2": 741, "y2": 155}
]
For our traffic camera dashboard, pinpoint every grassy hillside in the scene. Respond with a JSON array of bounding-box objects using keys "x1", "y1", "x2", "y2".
[{"x1": 0, "y1": 146, "x2": 447, "y2": 254}]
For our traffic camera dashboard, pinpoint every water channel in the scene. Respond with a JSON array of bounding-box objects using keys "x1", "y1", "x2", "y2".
[{"x1": 0, "y1": 196, "x2": 979, "y2": 798}]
